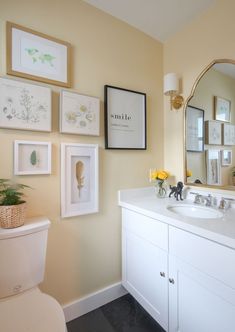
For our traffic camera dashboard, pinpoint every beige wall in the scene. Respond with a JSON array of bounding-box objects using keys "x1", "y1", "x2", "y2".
[
  {"x1": 0, "y1": 0, "x2": 163, "y2": 304},
  {"x1": 164, "y1": 0, "x2": 235, "y2": 195}
]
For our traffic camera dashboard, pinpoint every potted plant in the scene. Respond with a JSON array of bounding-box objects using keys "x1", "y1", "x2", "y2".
[
  {"x1": 0, "y1": 179, "x2": 30, "y2": 229},
  {"x1": 232, "y1": 169, "x2": 235, "y2": 186}
]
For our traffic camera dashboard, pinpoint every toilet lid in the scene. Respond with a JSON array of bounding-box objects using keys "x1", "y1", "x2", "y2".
[{"x1": 0, "y1": 288, "x2": 67, "y2": 332}]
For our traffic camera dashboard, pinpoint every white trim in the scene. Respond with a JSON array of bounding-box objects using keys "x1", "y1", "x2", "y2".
[{"x1": 62, "y1": 282, "x2": 127, "y2": 323}]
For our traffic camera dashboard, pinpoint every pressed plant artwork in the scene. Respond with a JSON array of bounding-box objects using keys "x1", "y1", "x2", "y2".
[
  {"x1": 0, "y1": 77, "x2": 51, "y2": 131},
  {"x1": 60, "y1": 90, "x2": 100, "y2": 136},
  {"x1": 14, "y1": 140, "x2": 51, "y2": 175}
]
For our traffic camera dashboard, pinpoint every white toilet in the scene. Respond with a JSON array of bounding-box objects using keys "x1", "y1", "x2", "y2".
[{"x1": 0, "y1": 217, "x2": 67, "y2": 332}]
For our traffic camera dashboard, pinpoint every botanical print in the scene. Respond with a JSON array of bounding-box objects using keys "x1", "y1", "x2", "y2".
[
  {"x1": 61, "y1": 90, "x2": 100, "y2": 136},
  {"x1": 0, "y1": 78, "x2": 51, "y2": 131}
]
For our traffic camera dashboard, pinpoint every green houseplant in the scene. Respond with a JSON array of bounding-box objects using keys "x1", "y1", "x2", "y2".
[
  {"x1": 232, "y1": 169, "x2": 235, "y2": 186},
  {"x1": 0, "y1": 179, "x2": 30, "y2": 229}
]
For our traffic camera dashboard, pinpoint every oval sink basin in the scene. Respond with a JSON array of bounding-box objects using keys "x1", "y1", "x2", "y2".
[{"x1": 167, "y1": 204, "x2": 223, "y2": 219}]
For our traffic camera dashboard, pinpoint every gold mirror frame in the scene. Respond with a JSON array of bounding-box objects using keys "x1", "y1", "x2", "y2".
[{"x1": 184, "y1": 58, "x2": 235, "y2": 190}]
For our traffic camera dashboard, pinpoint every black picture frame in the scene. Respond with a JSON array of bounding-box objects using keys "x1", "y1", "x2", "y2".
[
  {"x1": 104, "y1": 85, "x2": 147, "y2": 149},
  {"x1": 186, "y1": 105, "x2": 204, "y2": 152}
]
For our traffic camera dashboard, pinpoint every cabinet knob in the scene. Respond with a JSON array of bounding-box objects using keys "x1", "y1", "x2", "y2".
[
  {"x1": 160, "y1": 272, "x2": 165, "y2": 277},
  {"x1": 169, "y1": 278, "x2": 175, "y2": 284}
]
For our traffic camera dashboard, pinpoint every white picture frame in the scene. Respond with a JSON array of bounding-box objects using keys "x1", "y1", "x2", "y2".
[
  {"x1": 0, "y1": 77, "x2": 51, "y2": 132},
  {"x1": 214, "y1": 96, "x2": 231, "y2": 122},
  {"x1": 206, "y1": 149, "x2": 221, "y2": 185},
  {"x1": 205, "y1": 120, "x2": 222, "y2": 145},
  {"x1": 14, "y1": 140, "x2": 51, "y2": 175},
  {"x1": 61, "y1": 143, "x2": 99, "y2": 218},
  {"x1": 7, "y1": 22, "x2": 71, "y2": 87},
  {"x1": 221, "y1": 150, "x2": 232, "y2": 166},
  {"x1": 60, "y1": 90, "x2": 100, "y2": 136},
  {"x1": 222, "y1": 123, "x2": 235, "y2": 145}
]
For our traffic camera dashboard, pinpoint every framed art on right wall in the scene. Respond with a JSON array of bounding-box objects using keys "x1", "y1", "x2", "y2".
[
  {"x1": 206, "y1": 149, "x2": 221, "y2": 185},
  {"x1": 214, "y1": 96, "x2": 231, "y2": 122}
]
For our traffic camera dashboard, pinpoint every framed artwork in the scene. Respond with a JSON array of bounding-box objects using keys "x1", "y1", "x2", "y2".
[
  {"x1": 205, "y1": 120, "x2": 222, "y2": 145},
  {"x1": 14, "y1": 140, "x2": 51, "y2": 175},
  {"x1": 0, "y1": 77, "x2": 51, "y2": 131},
  {"x1": 222, "y1": 123, "x2": 235, "y2": 145},
  {"x1": 60, "y1": 90, "x2": 100, "y2": 136},
  {"x1": 221, "y1": 150, "x2": 232, "y2": 166},
  {"x1": 61, "y1": 143, "x2": 99, "y2": 218},
  {"x1": 186, "y1": 106, "x2": 204, "y2": 152},
  {"x1": 214, "y1": 96, "x2": 231, "y2": 122},
  {"x1": 6, "y1": 21, "x2": 71, "y2": 87},
  {"x1": 104, "y1": 85, "x2": 146, "y2": 149},
  {"x1": 206, "y1": 149, "x2": 221, "y2": 185}
]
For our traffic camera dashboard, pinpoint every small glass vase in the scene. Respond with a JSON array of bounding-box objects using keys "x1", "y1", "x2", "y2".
[{"x1": 154, "y1": 180, "x2": 167, "y2": 198}]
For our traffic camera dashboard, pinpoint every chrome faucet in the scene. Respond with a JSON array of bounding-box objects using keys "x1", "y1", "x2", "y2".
[{"x1": 191, "y1": 192, "x2": 216, "y2": 207}]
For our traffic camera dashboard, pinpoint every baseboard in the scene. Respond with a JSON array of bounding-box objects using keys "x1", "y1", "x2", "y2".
[{"x1": 63, "y1": 282, "x2": 128, "y2": 323}]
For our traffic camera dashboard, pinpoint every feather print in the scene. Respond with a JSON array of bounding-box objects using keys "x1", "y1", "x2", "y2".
[{"x1": 76, "y1": 161, "x2": 85, "y2": 197}]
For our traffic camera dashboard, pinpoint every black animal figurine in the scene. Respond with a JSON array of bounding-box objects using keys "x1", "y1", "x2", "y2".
[{"x1": 169, "y1": 181, "x2": 184, "y2": 201}]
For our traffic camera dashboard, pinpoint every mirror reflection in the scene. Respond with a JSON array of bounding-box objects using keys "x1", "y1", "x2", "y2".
[{"x1": 185, "y1": 61, "x2": 235, "y2": 190}]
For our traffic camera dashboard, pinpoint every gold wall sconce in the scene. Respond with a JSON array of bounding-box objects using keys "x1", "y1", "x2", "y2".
[{"x1": 164, "y1": 73, "x2": 184, "y2": 110}]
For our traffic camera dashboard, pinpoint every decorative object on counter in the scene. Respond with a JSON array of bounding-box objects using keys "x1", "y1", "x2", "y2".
[
  {"x1": 0, "y1": 77, "x2": 52, "y2": 132},
  {"x1": 60, "y1": 89, "x2": 100, "y2": 136},
  {"x1": 0, "y1": 179, "x2": 31, "y2": 228},
  {"x1": 149, "y1": 169, "x2": 170, "y2": 198},
  {"x1": 169, "y1": 182, "x2": 184, "y2": 201},
  {"x1": 61, "y1": 143, "x2": 99, "y2": 217},
  {"x1": 6, "y1": 21, "x2": 71, "y2": 87},
  {"x1": 186, "y1": 169, "x2": 192, "y2": 178},
  {"x1": 214, "y1": 96, "x2": 231, "y2": 122},
  {"x1": 14, "y1": 140, "x2": 52, "y2": 175},
  {"x1": 104, "y1": 85, "x2": 146, "y2": 149}
]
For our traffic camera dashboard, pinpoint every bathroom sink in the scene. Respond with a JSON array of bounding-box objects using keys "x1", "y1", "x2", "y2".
[{"x1": 167, "y1": 204, "x2": 223, "y2": 219}]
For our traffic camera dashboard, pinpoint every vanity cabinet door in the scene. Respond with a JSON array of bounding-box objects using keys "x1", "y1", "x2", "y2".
[
  {"x1": 122, "y1": 227, "x2": 168, "y2": 331},
  {"x1": 168, "y1": 255, "x2": 235, "y2": 332}
]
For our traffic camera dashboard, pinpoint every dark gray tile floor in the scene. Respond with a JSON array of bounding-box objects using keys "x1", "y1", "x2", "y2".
[{"x1": 67, "y1": 294, "x2": 165, "y2": 332}]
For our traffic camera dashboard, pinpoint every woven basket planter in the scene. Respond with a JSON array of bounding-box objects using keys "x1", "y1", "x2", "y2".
[{"x1": 0, "y1": 203, "x2": 26, "y2": 229}]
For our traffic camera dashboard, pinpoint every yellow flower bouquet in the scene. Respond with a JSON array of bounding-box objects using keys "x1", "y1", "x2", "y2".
[{"x1": 149, "y1": 169, "x2": 170, "y2": 197}]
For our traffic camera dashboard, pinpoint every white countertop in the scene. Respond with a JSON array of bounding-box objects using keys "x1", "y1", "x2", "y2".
[{"x1": 118, "y1": 187, "x2": 235, "y2": 250}]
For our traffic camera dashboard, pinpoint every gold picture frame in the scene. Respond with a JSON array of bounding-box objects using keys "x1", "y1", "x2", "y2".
[{"x1": 6, "y1": 21, "x2": 71, "y2": 87}]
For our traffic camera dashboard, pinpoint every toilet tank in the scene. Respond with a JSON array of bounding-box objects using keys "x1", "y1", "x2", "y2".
[{"x1": 0, "y1": 217, "x2": 50, "y2": 299}]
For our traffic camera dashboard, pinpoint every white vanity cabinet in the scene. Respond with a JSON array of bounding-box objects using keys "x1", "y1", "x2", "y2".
[
  {"x1": 121, "y1": 207, "x2": 235, "y2": 332},
  {"x1": 168, "y1": 226, "x2": 235, "y2": 332},
  {"x1": 122, "y1": 208, "x2": 169, "y2": 331}
]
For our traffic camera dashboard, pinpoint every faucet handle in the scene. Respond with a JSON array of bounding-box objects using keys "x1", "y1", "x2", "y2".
[
  {"x1": 218, "y1": 197, "x2": 234, "y2": 210},
  {"x1": 219, "y1": 197, "x2": 235, "y2": 210},
  {"x1": 190, "y1": 192, "x2": 202, "y2": 204}
]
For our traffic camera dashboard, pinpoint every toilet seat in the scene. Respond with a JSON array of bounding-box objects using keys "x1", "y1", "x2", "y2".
[{"x1": 0, "y1": 287, "x2": 67, "y2": 332}]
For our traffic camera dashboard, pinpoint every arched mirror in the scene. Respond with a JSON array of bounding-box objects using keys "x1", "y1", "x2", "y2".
[{"x1": 185, "y1": 59, "x2": 235, "y2": 190}]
